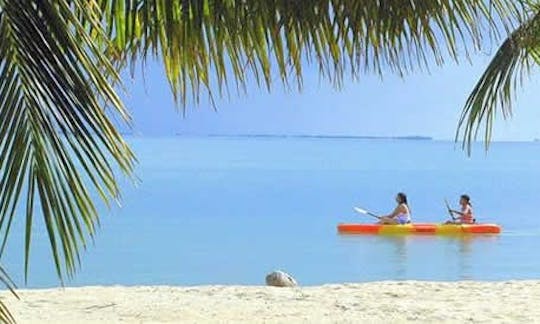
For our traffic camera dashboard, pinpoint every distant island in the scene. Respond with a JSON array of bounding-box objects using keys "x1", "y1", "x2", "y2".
[{"x1": 184, "y1": 134, "x2": 433, "y2": 140}]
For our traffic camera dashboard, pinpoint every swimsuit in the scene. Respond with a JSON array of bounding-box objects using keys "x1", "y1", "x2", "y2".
[
  {"x1": 395, "y1": 213, "x2": 410, "y2": 224},
  {"x1": 460, "y1": 205, "x2": 474, "y2": 224}
]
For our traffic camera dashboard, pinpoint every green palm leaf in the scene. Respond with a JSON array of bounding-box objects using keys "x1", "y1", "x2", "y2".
[
  {"x1": 458, "y1": 5, "x2": 540, "y2": 152},
  {"x1": 99, "y1": 0, "x2": 521, "y2": 107},
  {"x1": 0, "y1": 0, "x2": 135, "y2": 286},
  {"x1": 0, "y1": 264, "x2": 16, "y2": 324}
]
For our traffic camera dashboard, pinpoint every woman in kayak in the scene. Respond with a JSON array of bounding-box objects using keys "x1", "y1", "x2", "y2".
[
  {"x1": 378, "y1": 192, "x2": 411, "y2": 224},
  {"x1": 446, "y1": 194, "x2": 475, "y2": 224}
]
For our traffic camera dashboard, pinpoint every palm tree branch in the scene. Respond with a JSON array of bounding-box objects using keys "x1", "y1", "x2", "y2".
[
  {"x1": 0, "y1": 0, "x2": 136, "y2": 288},
  {"x1": 0, "y1": 264, "x2": 17, "y2": 324},
  {"x1": 98, "y1": 0, "x2": 521, "y2": 107},
  {"x1": 457, "y1": 7, "x2": 540, "y2": 153}
]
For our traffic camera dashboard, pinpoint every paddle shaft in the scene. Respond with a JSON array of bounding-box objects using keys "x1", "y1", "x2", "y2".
[
  {"x1": 445, "y1": 199, "x2": 467, "y2": 232},
  {"x1": 444, "y1": 199, "x2": 457, "y2": 221},
  {"x1": 354, "y1": 207, "x2": 382, "y2": 219},
  {"x1": 365, "y1": 212, "x2": 381, "y2": 219}
]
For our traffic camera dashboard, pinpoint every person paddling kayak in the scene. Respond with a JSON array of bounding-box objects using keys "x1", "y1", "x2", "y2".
[
  {"x1": 377, "y1": 192, "x2": 411, "y2": 225},
  {"x1": 446, "y1": 194, "x2": 475, "y2": 224}
]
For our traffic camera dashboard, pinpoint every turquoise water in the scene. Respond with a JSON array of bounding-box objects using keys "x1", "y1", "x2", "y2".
[{"x1": 3, "y1": 137, "x2": 540, "y2": 288}]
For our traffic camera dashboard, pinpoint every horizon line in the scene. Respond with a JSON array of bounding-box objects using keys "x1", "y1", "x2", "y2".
[{"x1": 116, "y1": 132, "x2": 540, "y2": 142}]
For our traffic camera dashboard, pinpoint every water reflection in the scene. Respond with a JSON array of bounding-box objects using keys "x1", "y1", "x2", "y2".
[
  {"x1": 338, "y1": 233, "x2": 501, "y2": 281},
  {"x1": 450, "y1": 235, "x2": 499, "y2": 280},
  {"x1": 383, "y1": 236, "x2": 408, "y2": 278}
]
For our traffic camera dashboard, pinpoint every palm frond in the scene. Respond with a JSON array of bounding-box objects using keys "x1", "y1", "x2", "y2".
[
  {"x1": 98, "y1": 0, "x2": 523, "y2": 108},
  {"x1": 457, "y1": 6, "x2": 540, "y2": 153},
  {"x1": 0, "y1": 0, "x2": 135, "y2": 284},
  {"x1": 0, "y1": 264, "x2": 17, "y2": 324}
]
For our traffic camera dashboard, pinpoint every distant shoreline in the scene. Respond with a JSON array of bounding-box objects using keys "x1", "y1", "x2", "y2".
[{"x1": 182, "y1": 134, "x2": 434, "y2": 140}]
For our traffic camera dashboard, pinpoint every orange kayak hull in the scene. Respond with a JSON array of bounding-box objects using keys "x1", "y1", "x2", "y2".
[{"x1": 337, "y1": 223, "x2": 501, "y2": 235}]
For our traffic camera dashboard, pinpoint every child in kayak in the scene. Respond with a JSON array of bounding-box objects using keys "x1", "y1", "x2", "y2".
[
  {"x1": 446, "y1": 194, "x2": 475, "y2": 224},
  {"x1": 378, "y1": 192, "x2": 411, "y2": 224}
]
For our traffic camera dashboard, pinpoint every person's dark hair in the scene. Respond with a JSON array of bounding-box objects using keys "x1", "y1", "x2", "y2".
[
  {"x1": 461, "y1": 194, "x2": 471, "y2": 206},
  {"x1": 397, "y1": 192, "x2": 408, "y2": 205}
]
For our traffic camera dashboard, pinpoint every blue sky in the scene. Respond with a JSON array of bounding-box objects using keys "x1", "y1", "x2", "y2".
[{"x1": 120, "y1": 53, "x2": 540, "y2": 141}]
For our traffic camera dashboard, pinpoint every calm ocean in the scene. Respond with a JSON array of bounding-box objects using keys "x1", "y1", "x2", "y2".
[{"x1": 3, "y1": 137, "x2": 540, "y2": 288}]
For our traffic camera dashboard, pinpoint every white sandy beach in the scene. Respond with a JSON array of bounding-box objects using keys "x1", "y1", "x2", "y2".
[{"x1": 1, "y1": 280, "x2": 539, "y2": 323}]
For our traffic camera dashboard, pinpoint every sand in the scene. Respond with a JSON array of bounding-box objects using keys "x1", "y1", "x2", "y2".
[{"x1": 1, "y1": 281, "x2": 539, "y2": 323}]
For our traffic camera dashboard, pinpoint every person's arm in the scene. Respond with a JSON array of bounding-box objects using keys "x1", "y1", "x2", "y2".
[
  {"x1": 384, "y1": 205, "x2": 405, "y2": 219},
  {"x1": 383, "y1": 205, "x2": 401, "y2": 218}
]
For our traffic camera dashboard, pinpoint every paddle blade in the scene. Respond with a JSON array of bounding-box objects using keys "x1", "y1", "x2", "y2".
[
  {"x1": 353, "y1": 207, "x2": 368, "y2": 214},
  {"x1": 354, "y1": 207, "x2": 380, "y2": 219}
]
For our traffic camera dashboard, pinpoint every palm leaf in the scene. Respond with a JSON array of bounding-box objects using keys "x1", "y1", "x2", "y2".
[
  {"x1": 457, "y1": 5, "x2": 540, "y2": 153},
  {"x1": 0, "y1": 264, "x2": 17, "y2": 324},
  {"x1": 0, "y1": 0, "x2": 135, "y2": 285},
  {"x1": 98, "y1": 0, "x2": 522, "y2": 108}
]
